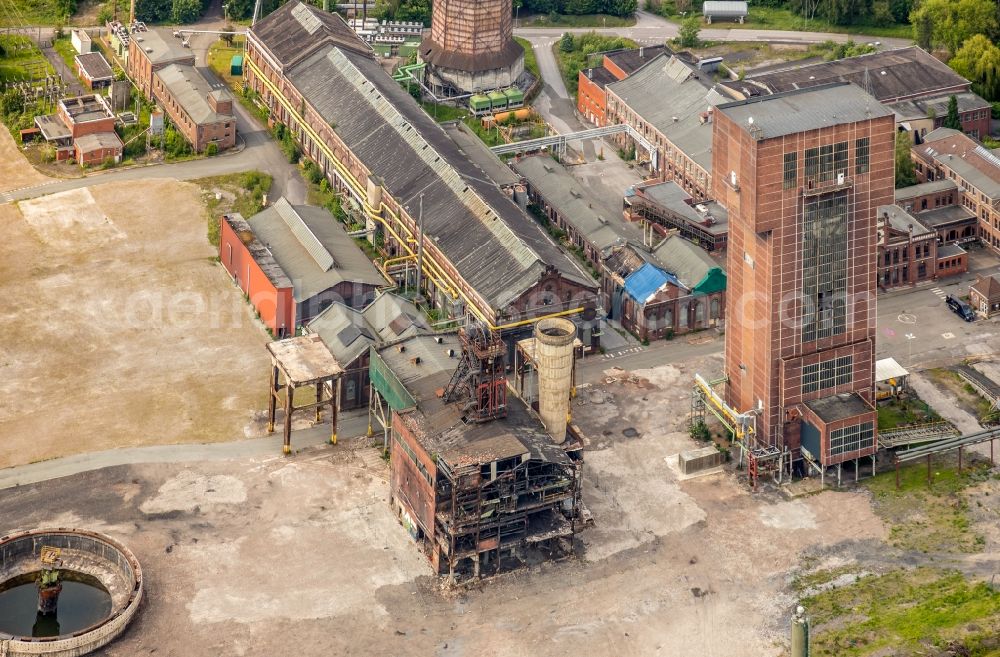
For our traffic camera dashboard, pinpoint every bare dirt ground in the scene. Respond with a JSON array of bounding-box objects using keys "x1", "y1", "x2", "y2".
[
  {"x1": 0, "y1": 127, "x2": 51, "y2": 192},
  {"x1": 0, "y1": 356, "x2": 893, "y2": 657},
  {"x1": 0, "y1": 179, "x2": 269, "y2": 469}
]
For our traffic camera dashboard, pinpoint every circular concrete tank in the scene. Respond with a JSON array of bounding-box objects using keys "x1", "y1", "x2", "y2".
[
  {"x1": 534, "y1": 317, "x2": 576, "y2": 444},
  {"x1": 0, "y1": 529, "x2": 143, "y2": 657}
]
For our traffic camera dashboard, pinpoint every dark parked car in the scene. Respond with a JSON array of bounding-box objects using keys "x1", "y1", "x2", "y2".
[{"x1": 946, "y1": 295, "x2": 976, "y2": 322}]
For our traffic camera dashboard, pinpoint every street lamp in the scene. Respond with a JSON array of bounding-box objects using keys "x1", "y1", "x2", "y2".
[{"x1": 223, "y1": 2, "x2": 229, "y2": 22}]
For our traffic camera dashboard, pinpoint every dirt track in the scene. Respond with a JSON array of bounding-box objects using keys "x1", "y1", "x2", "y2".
[
  {"x1": 0, "y1": 178, "x2": 269, "y2": 469},
  {"x1": 0, "y1": 127, "x2": 51, "y2": 193}
]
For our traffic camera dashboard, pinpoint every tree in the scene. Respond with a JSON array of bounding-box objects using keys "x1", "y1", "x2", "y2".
[
  {"x1": 895, "y1": 130, "x2": 917, "y2": 188},
  {"x1": 0, "y1": 89, "x2": 24, "y2": 119},
  {"x1": 913, "y1": 10, "x2": 933, "y2": 50},
  {"x1": 944, "y1": 94, "x2": 962, "y2": 129},
  {"x1": 909, "y1": 0, "x2": 997, "y2": 54},
  {"x1": 950, "y1": 34, "x2": 1000, "y2": 101},
  {"x1": 677, "y1": 14, "x2": 700, "y2": 48},
  {"x1": 222, "y1": 25, "x2": 235, "y2": 46},
  {"x1": 171, "y1": 0, "x2": 202, "y2": 22},
  {"x1": 134, "y1": 0, "x2": 171, "y2": 22},
  {"x1": 559, "y1": 32, "x2": 574, "y2": 52}
]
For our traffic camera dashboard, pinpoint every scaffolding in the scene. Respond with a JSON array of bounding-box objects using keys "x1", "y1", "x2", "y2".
[
  {"x1": 433, "y1": 445, "x2": 580, "y2": 581},
  {"x1": 690, "y1": 373, "x2": 785, "y2": 490},
  {"x1": 443, "y1": 324, "x2": 507, "y2": 423}
]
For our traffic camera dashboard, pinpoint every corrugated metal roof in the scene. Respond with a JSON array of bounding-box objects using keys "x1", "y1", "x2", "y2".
[
  {"x1": 653, "y1": 233, "x2": 724, "y2": 292},
  {"x1": 154, "y1": 63, "x2": 233, "y2": 125},
  {"x1": 716, "y1": 83, "x2": 892, "y2": 140},
  {"x1": 283, "y1": 45, "x2": 594, "y2": 309},
  {"x1": 623, "y1": 263, "x2": 677, "y2": 303},
  {"x1": 607, "y1": 55, "x2": 718, "y2": 171},
  {"x1": 75, "y1": 52, "x2": 113, "y2": 80},
  {"x1": 247, "y1": 198, "x2": 388, "y2": 302},
  {"x1": 273, "y1": 197, "x2": 335, "y2": 271},
  {"x1": 512, "y1": 154, "x2": 642, "y2": 255}
]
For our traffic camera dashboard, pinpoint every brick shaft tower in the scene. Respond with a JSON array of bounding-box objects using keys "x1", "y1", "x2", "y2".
[
  {"x1": 419, "y1": 0, "x2": 524, "y2": 95},
  {"x1": 712, "y1": 83, "x2": 895, "y2": 473}
]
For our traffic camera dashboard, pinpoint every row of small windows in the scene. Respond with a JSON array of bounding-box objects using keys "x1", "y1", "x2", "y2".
[
  {"x1": 830, "y1": 421, "x2": 874, "y2": 457},
  {"x1": 802, "y1": 355, "x2": 852, "y2": 394},
  {"x1": 782, "y1": 138, "x2": 870, "y2": 189}
]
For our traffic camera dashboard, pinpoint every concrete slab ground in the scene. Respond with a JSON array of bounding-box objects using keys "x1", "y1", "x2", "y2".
[
  {"x1": 0, "y1": 389, "x2": 887, "y2": 657},
  {"x1": 0, "y1": 178, "x2": 270, "y2": 469}
]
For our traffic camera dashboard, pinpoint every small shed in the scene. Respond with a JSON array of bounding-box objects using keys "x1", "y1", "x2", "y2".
[
  {"x1": 875, "y1": 357, "x2": 909, "y2": 399},
  {"x1": 230, "y1": 54, "x2": 243, "y2": 76},
  {"x1": 702, "y1": 0, "x2": 748, "y2": 23},
  {"x1": 970, "y1": 274, "x2": 1000, "y2": 317},
  {"x1": 71, "y1": 29, "x2": 92, "y2": 54}
]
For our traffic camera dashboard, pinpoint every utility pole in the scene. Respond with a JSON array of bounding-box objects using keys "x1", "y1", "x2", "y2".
[{"x1": 415, "y1": 193, "x2": 425, "y2": 306}]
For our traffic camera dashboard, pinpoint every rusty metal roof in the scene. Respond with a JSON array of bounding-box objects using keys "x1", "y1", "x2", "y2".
[
  {"x1": 250, "y1": 0, "x2": 372, "y2": 71},
  {"x1": 267, "y1": 334, "x2": 344, "y2": 384}
]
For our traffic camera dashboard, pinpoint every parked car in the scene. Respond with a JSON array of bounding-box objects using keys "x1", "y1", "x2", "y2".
[{"x1": 946, "y1": 294, "x2": 976, "y2": 322}]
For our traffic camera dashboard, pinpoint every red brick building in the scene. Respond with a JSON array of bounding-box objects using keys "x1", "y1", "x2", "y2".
[
  {"x1": 245, "y1": 1, "x2": 599, "y2": 348},
  {"x1": 151, "y1": 64, "x2": 236, "y2": 152},
  {"x1": 219, "y1": 198, "x2": 389, "y2": 336},
  {"x1": 912, "y1": 128, "x2": 1000, "y2": 253},
  {"x1": 714, "y1": 83, "x2": 895, "y2": 472},
  {"x1": 50, "y1": 95, "x2": 122, "y2": 166},
  {"x1": 126, "y1": 29, "x2": 194, "y2": 98},
  {"x1": 605, "y1": 54, "x2": 716, "y2": 198},
  {"x1": 722, "y1": 47, "x2": 991, "y2": 140},
  {"x1": 875, "y1": 204, "x2": 968, "y2": 290},
  {"x1": 576, "y1": 45, "x2": 665, "y2": 127}
]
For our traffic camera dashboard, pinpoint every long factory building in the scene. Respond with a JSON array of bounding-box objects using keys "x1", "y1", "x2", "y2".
[{"x1": 244, "y1": 1, "x2": 600, "y2": 345}]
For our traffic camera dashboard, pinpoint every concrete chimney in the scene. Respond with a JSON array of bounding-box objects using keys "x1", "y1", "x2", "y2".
[{"x1": 534, "y1": 317, "x2": 576, "y2": 444}]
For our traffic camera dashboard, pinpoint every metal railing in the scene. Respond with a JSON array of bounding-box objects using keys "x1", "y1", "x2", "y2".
[{"x1": 490, "y1": 123, "x2": 656, "y2": 162}]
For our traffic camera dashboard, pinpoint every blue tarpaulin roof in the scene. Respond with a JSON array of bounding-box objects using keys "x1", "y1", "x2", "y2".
[{"x1": 623, "y1": 263, "x2": 683, "y2": 304}]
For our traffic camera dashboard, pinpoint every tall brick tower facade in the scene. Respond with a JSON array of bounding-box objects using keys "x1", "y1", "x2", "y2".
[
  {"x1": 419, "y1": 0, "x2": 524, "y2": 94},
  {"x1": 712, "y1": 83, "x2": 895, "y2": 472}
]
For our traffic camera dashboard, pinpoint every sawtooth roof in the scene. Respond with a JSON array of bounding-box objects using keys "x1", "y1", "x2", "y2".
[
  {"x1": 512, "y1": 154, "x2": 643, "y2": 256},
  {"x1": 742, "y1": 46, "x2": 971, "y2": 103},
  {"x1": 607, "y1": 54, "x2": 720, "y2": 171},
  {"x1": 280, "y1": 44, "x2": 594, "y2": 310},
  {"x1": 307, "y1": 291, "x2": 430, "y2": 366},
  {"x1": 251, "y1": 0, "x2": 372, "y2": 71}
]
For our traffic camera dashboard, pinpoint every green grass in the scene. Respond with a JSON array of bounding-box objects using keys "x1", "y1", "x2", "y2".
[
  {"x1": 51, "y1": 36, "x2": 80, "y2": 75},
  {"x1": 803, "y1": 568, "x2": 1000, "y2": 657},
  {"x1": 0, "y1": 35, "x2": 55, "y2": 82},
  {"x1": 662, "y1": 6, "x2": 913, "y2": 39},
  {"x1": 514, "y1": 37, "x2": 539, "y2": 79},
  {"x1": 419, "y1": 101, "x2": 467, "y2": 123},
  {"x1": 926, "y1": 368, "x2": 994, "y2": 421},
  {"x1": 876, "y1": 398, "x2": 940, "y2": 431},
  {"x1": 864, "y1": 456, "x2": 990, "y2": 554},
  {"x1": 553, "y1": 33, "x2": 637, "y2": 98},
  {"x1": 0, "y1": 0, "x2": 70, "y2": 26},
  {"x1": 194, "y1": 171, "x2": 272, "y2": 246},
  {"x1": 520, "y1": 12, "x2": 636, "y2": 28},
  {"x1": 206, "y1": 37, "x2": 245, "y2": 91}
]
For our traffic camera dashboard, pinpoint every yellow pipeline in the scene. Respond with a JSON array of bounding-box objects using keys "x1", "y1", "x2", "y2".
[
  {"x1": 493, "y1": 306, "x2": 585, "y2": 331},
  {"x1": 246, "y1": 58, "x2": 464, "y2": 305},
  {"x1": 245, "y1": 57, "x2": 586, "y2": 332}
]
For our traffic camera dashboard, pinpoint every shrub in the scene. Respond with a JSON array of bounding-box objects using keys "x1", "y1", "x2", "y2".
[{"x1": 205, "y1": 142, "x2": 218, "y2": 156}]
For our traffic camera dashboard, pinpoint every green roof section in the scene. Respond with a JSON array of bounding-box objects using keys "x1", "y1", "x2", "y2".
[
  {"x1": 469, "y1": 94, "x2": 491, "y2": 109},
  {"x1": 692, "y1": 266, "x2": 726, "y2": 295},
  {"x1": 488, "y1": 90, "x2": 507, "y2": 104},
  {"x1": 503, "y1": 87, "x2": 524, "y2": 102},
  {"x1": 369, "y1": 348, "x2": 415, "y2": 411}
]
